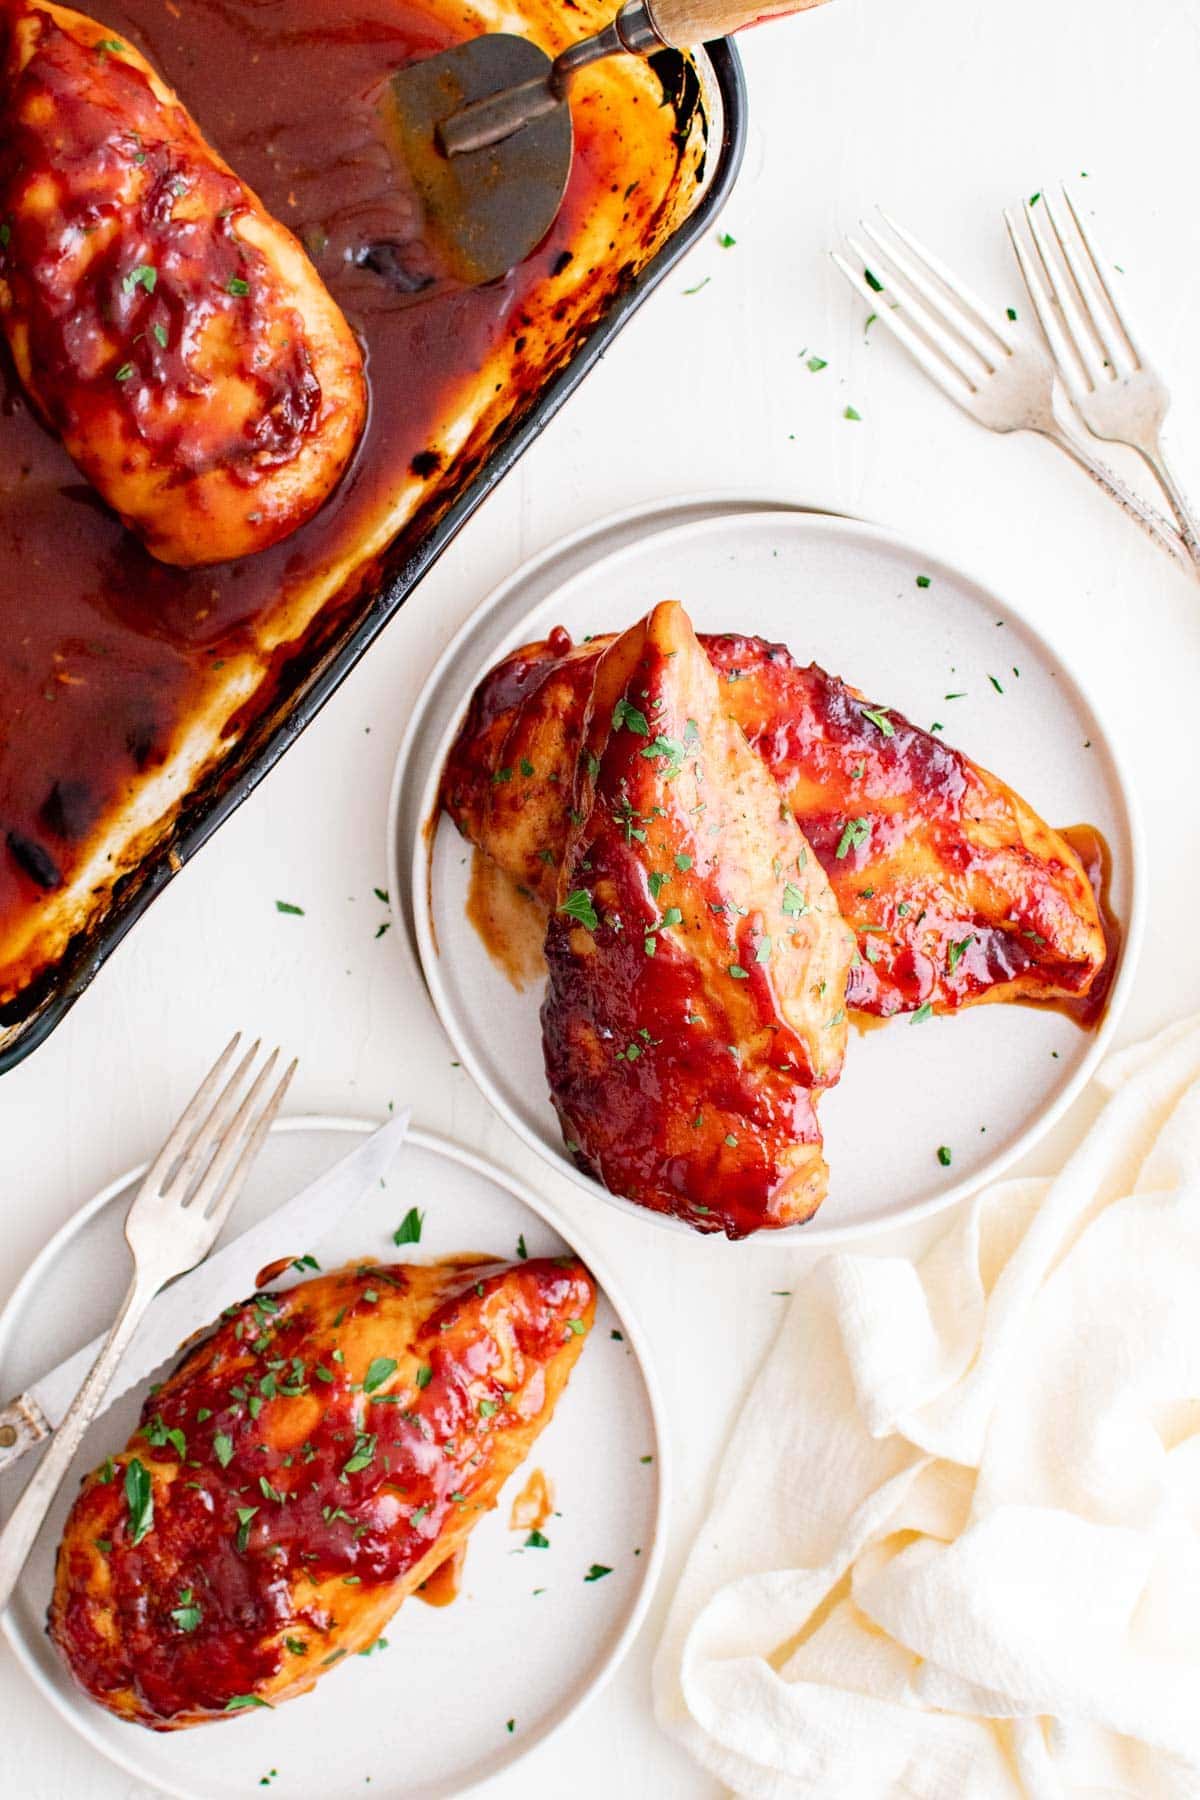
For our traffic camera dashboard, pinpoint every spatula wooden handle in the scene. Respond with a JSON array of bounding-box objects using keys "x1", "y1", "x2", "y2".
[{"x1": 643, "y1": 0, "x2": 830, "y2": 46}]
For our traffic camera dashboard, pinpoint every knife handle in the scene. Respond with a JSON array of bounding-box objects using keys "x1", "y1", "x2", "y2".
[
  {"x1": 0, "y1": 1270, "x2": 152, "y2": 1616},
  {"x1": 641, "y1": 0, "x2": 830, "y2": 46},
  {"x1": 0, "y1": 1393, "x2": 52, "y2": 1475}
]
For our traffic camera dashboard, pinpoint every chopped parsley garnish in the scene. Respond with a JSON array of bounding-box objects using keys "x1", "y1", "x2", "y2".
[
  {"x1": 806, "y1": 354, "x2": 827, "y2": 372},
  {"x1": 122, "y1": 263, "x2": 157, "y2": 295},
  {"x1": 235, "y1": 1506, "x2": 258, "y2": 1551},
  {"x1": 516, "y1": 1233, "x2": 528, "y2": 1260},
  {"x1": 519, "y1": 757, "x2": 535, "y2": 777},
  {"x1": 227, "y1": 275, "x2": 251, "y2": 297},
  {"x1": 224, "y1": 1694, "x2": 270, "y2": 1711},
  {"x1": 560, "y1": 888, "x2": 598, "y2": 931},
  {"x1": 843, "y1": 405, "x2": 862, "y2": 421},
  {"x1": 724, "y1": 1133, "x2": 738, "y2": 1148},
  {"x1": 937, "y1": 1145, "x2": 952, "y2": 1166},
  {"x1": 363, "y1": 1357, "x2": 397, "y2": 1394},
  {"x1": 478, "y1": 1398, "x2": 498, "y2": 1419},
  {"x1": 342, "y1": 1433, "x2": 377, "y2": 1476},
  {"x1": 835, "y1": 817, "x2": 871, "y2": 859},
  {"x1": 415, "y1": 1363, "x2": 433, "y2": 1389},
  {"x1": 988, "y1": 674, "x2": 1004, "y2": 693},
  {"x1": 525, "y1": 1529, "x2": 549, "y2": 1548},
  {"x1": 565, "y1": 1318, "x2": 586, "y2": 1336},
  {"x1": 782, "y1": 882, "x2": 809, "y2": 916},
  {"x1": 947, "y1": 934, "x2": 975, "y2": 972},
  {"x1": 727, "y1": 963, "x2": 748, "y2": 980},
  {"x1": 674, "y1": 852, "x2": 693, "y2": 872},
  {"x1": 123, "y1": 1457, "x2": 153, "y2": 1544},
  {"x1": 640, "y1": 733, "x2": 686, "y2": 777},
  {"x1": 861, "y1": 707, "x2": 894, "y2": 737},
  {"x1": 584, "y1": 1563, "x2": 612, "y2": 1582},
  {"x1": 114, "y1": 362, "x2": 135, "y2": 383},
  {"x1": 170, "y1": 1588, "x2": 202, "y2": 1632},
  {"x1": 916, "y1": 574, "x2": 932, "y2": 588},
  {"x1": 611, "y1": 695, "x2": 648, "y2": 736},
  {"x1": 717, "y1": 231, "x2": 736, "y2": 248},
  {"x1": 213, "y1": 1431, "x2": 233, "y2": 1470},
  {"x1": 95, "y1": 37, "x2": 125, "y2": 54},
  {"x1": 863, "y1": 267, "x2": 883, "y2": 292},
  {"x1": 97, "y1": 1457, "x2": 115, "y2": 1485},
  {"x1": 911, "y1": 1003, "x2": 934, "y2": 1024},
  {"x1": 756, "y1": 937, "x2": 772, "y2": 963},
  {"x1": 393, "y1": 1206, "x2": 423, "y2": 1245},
  {"x1": 275, "y1": 899, "x2": 304, "y2": 915},
  {"x1": 143, "y1": 1413, "x2": 186, "y2": 1459}
]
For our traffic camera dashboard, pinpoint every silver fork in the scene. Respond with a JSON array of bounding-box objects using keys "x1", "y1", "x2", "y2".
[
  {"x1": 1006, "y1": 185, "x2": 1200, "y2": 567},
  {"x1": 0, "y1": 1033, "x2": 296, "y2": 1613},
  {"x1": 831, "y1": 211, "x2": 1190, "y2": 573}
]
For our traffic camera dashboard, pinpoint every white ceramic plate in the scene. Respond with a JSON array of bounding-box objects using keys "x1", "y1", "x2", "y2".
[
  {"x1": 0, "y1": 1120, "x2": 665, "y2": 1799},
  {"x1": 406, "y1": 509, "x2": 1144, "y2": 1241}
]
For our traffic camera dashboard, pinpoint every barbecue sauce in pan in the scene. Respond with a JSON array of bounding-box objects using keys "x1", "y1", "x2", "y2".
[{"x1": 0, "y1": 0, "x2": 690, "y2": 1008}]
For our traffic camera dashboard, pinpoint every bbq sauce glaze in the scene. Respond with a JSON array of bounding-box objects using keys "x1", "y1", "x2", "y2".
[{"x1": 0, "y1": 0, "x2": 677, "y2": 1004}]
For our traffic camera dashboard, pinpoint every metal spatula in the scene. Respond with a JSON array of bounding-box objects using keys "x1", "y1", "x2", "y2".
[{"x1": 382, "y1": 0, "x2": 829, "y2": 286}]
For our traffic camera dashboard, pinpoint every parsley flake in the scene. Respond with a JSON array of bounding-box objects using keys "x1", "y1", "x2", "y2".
[
  {"x1": 560, "y1": 888, "x2": 598, "y2": 931},
  {"x1": 124, "y1": 1458, "x2": 153, "y2": 1544}
]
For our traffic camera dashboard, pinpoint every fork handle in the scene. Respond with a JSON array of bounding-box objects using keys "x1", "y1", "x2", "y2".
[
  {"x1": 1137, "y1": 443, "x2": 1200, "y2": 569},
  {"x1": 0, "y1": 1269, "x2": 155, "y2": 1615},
  {"x1": 1040, "y1": 422, "x2": 1193, "y2": 575}
]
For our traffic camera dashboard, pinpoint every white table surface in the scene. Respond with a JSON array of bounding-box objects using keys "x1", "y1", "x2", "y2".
[{"x1": 3, "y1": 0, "x2": 1199, "y2": 1794}]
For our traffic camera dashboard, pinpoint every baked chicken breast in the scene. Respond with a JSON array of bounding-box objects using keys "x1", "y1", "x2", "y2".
[
  {"x1": 49, "y1": 1255, "x2": 594, "y2": 1727},
  {"x1": 0, "y1": 1, "x2": 366, "y2": 565},
  {"x1": 541, "y1": 601, "x2": 854, "y2": 1236},
  {"x1": 441, "y1": 624, "x2": 1108, "y2": 1018}
]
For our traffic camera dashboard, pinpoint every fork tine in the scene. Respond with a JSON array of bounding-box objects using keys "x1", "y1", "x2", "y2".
[
  {"x1": 140, "y1": 1032, "x2": 241, "y2": 1190},
  {"x1": 1040, "y1": 188, "x2": 1131, "y2": 377},
  {"x1": 1003, "y1": 209, "x2": 1089, "y2": 406},
  {"x1": 875, "y1": 208, "x2": 1017, "y2": 354},
  {"x1": 831, "y1": 251, "x2": 976, "y2": 405},
  {"x1": 845, "y1": 234, "x2": 987, "y2": 387},
  {"x1": 865, "y1": 213, "x2": 1010, "y2": 369},
  {"x1": 1060, "y1": 183, "x2": 1143, "y2": 366},
  {"x1": 163, "y1": 1036, "x2": 263, "y2": 1202},
  {"x1": 194, "y1": 1056, "x2": 298, "y2": 1228},
  {"x1": 1020, "y1": 197, "x2": 1104, "y2": 390},
  {"x1": 180, "y1": 1045, "x2": 277, "y2": 1209}
]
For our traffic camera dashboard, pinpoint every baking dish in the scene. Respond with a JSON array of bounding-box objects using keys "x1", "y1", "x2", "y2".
[{"x1": 0, "y1": 0, "x2": 745, "y2": 1072}]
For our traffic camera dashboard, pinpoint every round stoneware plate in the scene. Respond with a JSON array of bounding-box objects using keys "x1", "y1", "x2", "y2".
[
  {"x1": 0, "y1": 1120, "x2": 665, "y2": 1799},
  {"x1": 406, "y1": 508, "x2": 1144, "y2": 1242}
]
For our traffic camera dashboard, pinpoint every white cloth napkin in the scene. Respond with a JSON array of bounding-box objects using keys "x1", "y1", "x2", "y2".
[{"x1": 654, "y1": 1015, "x2": 1200, "y2": 1800}]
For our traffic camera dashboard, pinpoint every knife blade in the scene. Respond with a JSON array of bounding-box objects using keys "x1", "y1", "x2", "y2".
[{"x1": 0, "y1": 1110, "x2": 410, "y2": 1476}]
